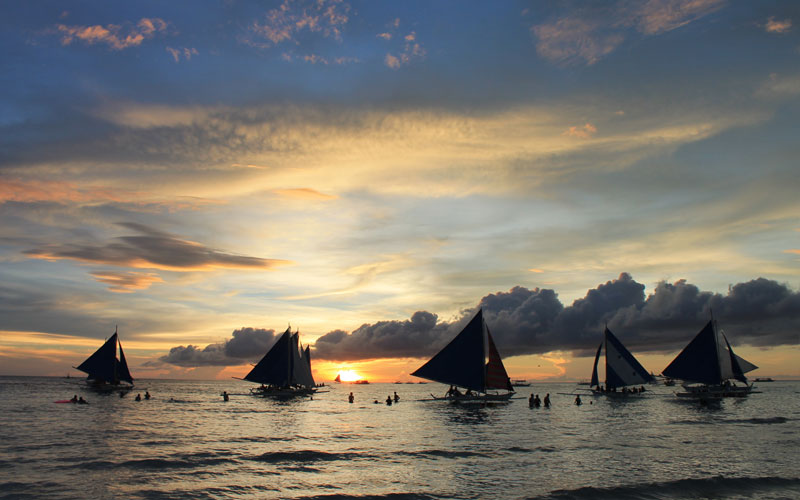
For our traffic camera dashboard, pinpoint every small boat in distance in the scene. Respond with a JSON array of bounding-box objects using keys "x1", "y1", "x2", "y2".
[
  {"x1": 239, "y1": 326, "x2": 316, "y2": 397},
  {"x1": 412, "y1": 309, "x2": 515, "y2": 403},
  {"x1": 512, "y1": 379, "x2": 531, "y2": 387},
  {"x1": 754, "y1": 377, "x2": 774, "y2": 382},
  {"x1": 589, "y1": 326, "x2": 654, "y2": 396},
  {"x1": 662, "y1": 317, "x2": 758, "y2": 399},
  {"x1": 74, "y1": 326, "x2": 134, "y2": 392}
]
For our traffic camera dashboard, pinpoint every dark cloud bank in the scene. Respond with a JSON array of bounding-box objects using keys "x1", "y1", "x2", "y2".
[{"x1": 159, "y1": 273, "x2": 800, "y2": 367}]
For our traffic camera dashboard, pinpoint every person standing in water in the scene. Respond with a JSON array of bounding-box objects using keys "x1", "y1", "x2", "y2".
[
  {"x1": 544, "y1": 393, "x2": 551, "y2": 408},
  {"x1": 222, "y1": 391, "x2": 229, "y2": 402},
  {"x1": 574, "y1": 394, "x2": 582, "y2": 406},
  {"x1": 348, "y1": 392, "x2": 354, "y2": 403}
]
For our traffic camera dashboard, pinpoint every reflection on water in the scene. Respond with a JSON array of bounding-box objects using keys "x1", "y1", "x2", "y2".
[{"x1": 0, "y1": 377, "x2": 799, "y2": 499}]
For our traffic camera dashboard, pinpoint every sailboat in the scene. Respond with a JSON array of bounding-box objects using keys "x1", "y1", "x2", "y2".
[
  {"x1": 662, "y1": 317, "x2": 758, "y2": 398},
  {"x1": 589, "y1": 326, "x2": 655, "y2": 395},
  {"x1": 74, "y1": 326, "x2": 134, "y2": 391},
  {"x1": 241, "y1": 326, "x2": 316, "y2": 397},
  {"x1": 412, "y1": 309, "x2": 515, "y2": 403}
]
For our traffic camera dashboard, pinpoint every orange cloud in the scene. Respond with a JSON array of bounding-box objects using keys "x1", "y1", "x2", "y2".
[
  {"x1": 564, "y1": 122, "x2": 598, "y2": 138},
  {"x1": 273, "y1": 188, "x2": 338, "y2": 200},
  {"x1": 249, "y1": 0, "x2": 350, "y2": 46},
  {"x1": 89, "y1": 271, "x2": 165, "y2": 293},
  {"x1": 56, "y1": 17, "x2": 167, "y2": 50},
  {"x1": 784, "y1": 249, "x2": 800, "y2": 255},
  {"x1": 0, "y1": 178, "x2": 223, "y2": 211},
  {"x1": 765, "y1": 17, "x2": 792, "y2": 34},
  {"x1": 0, "y1": 178, "x2": 127, "y2": 204}
]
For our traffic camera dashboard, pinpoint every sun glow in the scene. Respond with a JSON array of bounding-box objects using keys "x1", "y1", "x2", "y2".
[{"x1": 336, "y1": 369, "x2": 362, "y2": 382}]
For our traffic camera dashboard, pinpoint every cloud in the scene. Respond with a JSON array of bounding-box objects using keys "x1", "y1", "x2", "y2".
[
  {"x1": 247, "y1": 0, "x2": 350, "y2": 47},
  {"x1": 531, "y1": 0, "x2": 724, "y2": 65},
  {"x1": 308, "y1": 274, "x2": 800, "y2": 362},
  {"x1": 564, "y1": 123, "x2": 598, "y2": 138},
  {"x1": 56, "y1": 18, "x2": 168, "y2": 50},
  {"x1": 765, "y1": 17, "x2": 792, "y2": 34},
  {"x1": 532, "y1": 17, "x2": 624, "y2": 66},
  {"x1": 156, "y1": 327, "x2": 279, "y2": 366},
  {"x1": 89, "y1": 271, "x2": 164, "y2": 293},
  {"x1": 383, "y1": 30, "x2": 426, "y2": 69},
  {"x1": 166, "y1": 47, "x2": 198, "y2": 62},
  {"x1": 272, "y1": 188, "x2": 338, "y2": 200},
  {"x1": 24, "y1": 222, "x2": 289, "y2": 271},
  {"x1": 633, "y1": 0, "x2": 725, "y2": 35}
]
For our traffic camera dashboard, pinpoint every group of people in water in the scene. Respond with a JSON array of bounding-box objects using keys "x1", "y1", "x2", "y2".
[
  {"x1": 595, "y1": 385, "x2": 647, "y2": 394},
  {"x1": 528, "y1": 393, "x2": 551, "y2": 408},
  {"x1": 68, "y1": 395, "x2": 88, "y2": 404}
]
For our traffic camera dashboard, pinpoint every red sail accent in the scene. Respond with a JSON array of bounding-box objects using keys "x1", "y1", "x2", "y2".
[{"x1": 485, "y1": 329, "x2": 512, "y2": 391}]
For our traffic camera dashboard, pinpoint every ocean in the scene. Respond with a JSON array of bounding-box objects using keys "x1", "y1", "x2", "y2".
[{"x1": 0, "y1": 377, "x2": 798, "y2": 500}]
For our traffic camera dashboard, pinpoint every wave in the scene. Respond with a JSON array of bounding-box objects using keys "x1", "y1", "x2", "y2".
[
  {"x1": 396, "y1": 449, "x2": 490, "y2": 459},
  {"x1": 505, "y1": 446, "x2": 557, "y2": 454},
  {"x1": 56, "y1": 451, "x2": 238, "y2": 471},
  {"x1": 246, "y1": 450, "x2": 367, "y2": 463},
  {"x1": 671, "y1": 416, "x2": 790, "y2": 426},
  {"x1": 292, "y1": 494, "x2": 437, "y2": 500},
  {"x1": 528, "y1": 475, "x2": 800, "y2": 500}
]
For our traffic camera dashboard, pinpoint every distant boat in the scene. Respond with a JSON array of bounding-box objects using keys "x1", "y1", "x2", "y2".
[
  {"x1": 74, "y1": 326, "x2": 134, "y2": 391},
  {"x1": 512, "y1": 379, "x2": 531, "y2": 387},
  {"x1": 754, "y1": 377, "x2": 774, "y2": 382},
  {"x1": 334, "y1": 374, "x2": 369, "y2": 384},
  {"x1": 240, "y1": 327, "x2": 316, "y2": 397},
  {"x1": 662, "y1": 317, "x2": 758, "y2": 399},
  {"x1": 412, "y1": 309, "x2": 514, "y2": 403},
  {"x1": 589, "y1": 326, "x2": 655, "y2": 395}
]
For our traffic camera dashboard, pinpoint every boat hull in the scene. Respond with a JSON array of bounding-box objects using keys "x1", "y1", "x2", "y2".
[
  {"x1": 249, "y1": 386, "x2": 316, "y2": 398},
  {"x1": 428, "y1": 392, "x2": 514, "y2": 404},
  {"x1": 675, "y1": 383, "x2": 753, "y2": 399}
]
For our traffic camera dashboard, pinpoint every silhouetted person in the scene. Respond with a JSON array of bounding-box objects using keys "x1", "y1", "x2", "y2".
[
  {"x1": 386, "y1": 395, "x2": 392, "y2": 405},
  {"x1": 529, "y1": 394, "x2": 534, "y2": 407},
  {"x1": 135, "y1": 393, "x2": 141, "y2": 401},
  {"x1": 70, "y1": 395, "x2": 78, "y2": 403},
  {"x1": 544, "y1": 393, "x2": 551, "y2": 408},
  {"x1": 575, "y1": 394, "x2": 582, "y2": 406},
  {"x1": 119, "y1": 391, "x2": 125, "y2": 398},
  {"x1": 145, "y1": 391, "x2": 151, "y2": 400},
  {"x1": 77, "y1": 397, "x2": 88, "y2": 404},
  {"x1": 348, "y1": 392, "x2": 354, "y2": 403},
  {"x1": 393, "y1": 392, "x2": 399, "y2": 403},
  {"x1": 223, "y1": 391, "x2": 229, "y2": 402}
]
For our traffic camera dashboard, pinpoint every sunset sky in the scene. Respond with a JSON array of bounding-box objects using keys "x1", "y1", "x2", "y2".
[{"x1": 2, "y1": 0, "x2": 799, "y2": 383}]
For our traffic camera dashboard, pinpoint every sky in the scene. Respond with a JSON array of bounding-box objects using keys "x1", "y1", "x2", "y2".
[{"x1": 1, "y1": 0, "x2": 799, "y2": 383}]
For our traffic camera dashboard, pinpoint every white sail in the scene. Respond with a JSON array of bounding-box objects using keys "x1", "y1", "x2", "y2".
[{"x1": 606, "y1": 338, "x2": 651, "y2": 386}]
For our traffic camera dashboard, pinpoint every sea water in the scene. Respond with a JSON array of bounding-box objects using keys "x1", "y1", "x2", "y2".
[{"x1": 0, "y1": 377, "x2": 798, "y2": 500}]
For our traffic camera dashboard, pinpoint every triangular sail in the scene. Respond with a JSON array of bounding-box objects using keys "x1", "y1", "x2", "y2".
[
  {"x1": 722, "y1": 333, "x2": 749, "y2": 384},
  {"x1": 485, "y1": 329, "x2": 512, "y2": 391},
  {"x1": 734, "y1": 353, "x2": 758, "y2": 374},
  {"x1": 244, "y1": 328, "x2": 291, "y2": 386},
  {"x1": 301, "y1": 346, "x2": 315, "y2": 387},
  {"x1": 604, "y1": 327, "x2": 654, "y2": 388},
  {"x1": 663, "y1": 320, "x2": 720, "y2": 385},
  {"x1": 117, "y1": 340, "x2": 134, "y2": 384},
  {"x1": 590, "y1": 342, "x2": 602, "y2": 387},
  {"x1": 76, "y1": 332, "x2": 120, "y2": 384},
  {"x1": 663, "y1": 320, "x2": 753, "y2": 385},
  {"x1": 290, "y1": 333, "x2": 316, "y2": 388},
  {"x1": 411, "y1": 310, "x2": 486, "y2": 392}
]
